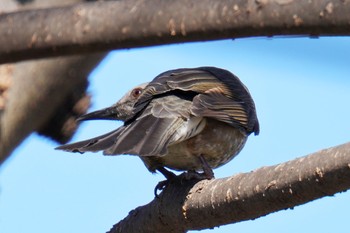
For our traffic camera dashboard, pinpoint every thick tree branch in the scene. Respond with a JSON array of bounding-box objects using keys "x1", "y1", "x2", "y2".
[
  {"x1": 0, "y1": 0, "x2": 106, "y2": 165},
  {"x1": 1, "y1": 0, "x2": 350, "y2": 64},
  {"x1": 109, "y1": 142, "x2": 350, "y2": 233},
  {"x1": 0, "y1": 55, "x2": 105, "y2": 164}
]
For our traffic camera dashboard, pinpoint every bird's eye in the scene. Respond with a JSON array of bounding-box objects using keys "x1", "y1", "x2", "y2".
[{"x1": 131, "y1": 88, "x2": 143, "y2": 98}]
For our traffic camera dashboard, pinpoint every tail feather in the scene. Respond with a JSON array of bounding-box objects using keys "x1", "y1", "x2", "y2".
[{"x1": 55, "y1": 127, "x2": 124, "y2": 153}]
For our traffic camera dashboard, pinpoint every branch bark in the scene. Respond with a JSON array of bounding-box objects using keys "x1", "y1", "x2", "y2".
[
  {"x1": 0, "y1": 0, "x2": 106, "y2": 165},
  {"x1": 0, "y1": 0, "x2": 350, "y2": 64},
  {"x1": 109, "y1": 142, "x2": 350, "y2": 233}
]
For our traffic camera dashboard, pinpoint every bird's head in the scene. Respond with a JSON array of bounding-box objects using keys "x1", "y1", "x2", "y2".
[{"x1": 78, "y1": 83, "x2": 148, "y2": 122}]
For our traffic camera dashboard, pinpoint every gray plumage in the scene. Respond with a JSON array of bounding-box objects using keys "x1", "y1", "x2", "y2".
[{"x1": 56, "y1": 67, "x2": 259, "y2": 177}]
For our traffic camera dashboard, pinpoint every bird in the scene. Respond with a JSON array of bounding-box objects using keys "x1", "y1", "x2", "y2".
[{"x1": 56, "y1": 67, "x2": 259, "y2": 192}]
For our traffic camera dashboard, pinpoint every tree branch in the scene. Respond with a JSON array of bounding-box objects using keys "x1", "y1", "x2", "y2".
[
  {"x1": 0, "y1": 0, "x2": 106, "y2": 165},
  {"x1": 109, "y1": 142, "x2": 350, "y2": 233},
  {"x1": 1, "y1": 0, "x2": 350, "y2": 64}
]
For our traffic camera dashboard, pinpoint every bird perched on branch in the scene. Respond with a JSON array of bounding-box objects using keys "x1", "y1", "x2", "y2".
[{"x1": 56, "y1": 67, "x2": 259, "y2": 192}]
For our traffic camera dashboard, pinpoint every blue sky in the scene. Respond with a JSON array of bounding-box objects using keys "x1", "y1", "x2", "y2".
[{"x1": 1, "y1": 37, "x2": 350, "y2": 233}]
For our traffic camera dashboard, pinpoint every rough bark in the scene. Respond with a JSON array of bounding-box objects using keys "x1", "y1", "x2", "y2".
[
  {"x1": 109, "y1": 142, "x2": 350, "y2": 233},
  {"x1": 0, "y1": 0, "x2": 349, "y2": 64},
  {"x1": 0, "y1": 0, "x2": 106, "y2": 164}
]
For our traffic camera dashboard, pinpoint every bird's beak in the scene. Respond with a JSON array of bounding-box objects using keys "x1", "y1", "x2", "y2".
[{"x1": 78, "y1": 106, "x2": 118, "y2": 121}]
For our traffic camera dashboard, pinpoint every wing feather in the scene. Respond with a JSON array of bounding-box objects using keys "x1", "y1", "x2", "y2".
[
  {"x1": 132, "y1": 67, "x2": 259, "y2": 135},
  {"x1": 191, "y1": 92, "x2": 248, "y2": 130},
  {"x1": 55, "y1": 127, "x2": 124, "y2": 153},
  {"x1": 105, "y1": 95, "x2": 204, "y2": 156}
]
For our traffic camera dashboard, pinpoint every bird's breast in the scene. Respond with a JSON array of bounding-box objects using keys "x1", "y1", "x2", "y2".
[{"x1": 141, "y1": 118, "x2": 247, "y2": 172}]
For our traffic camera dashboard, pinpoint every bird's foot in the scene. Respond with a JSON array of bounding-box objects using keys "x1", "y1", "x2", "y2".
[
  {"x1": 154, "y1": 180, "x2": 170, "y2": 197},
  {"x1": 154, "y1": 167, "x2": 177, "y2": 197},
  {"x1": 198, "y1": 155, "x2": 215, "y2": 179},
  {"x1": 154, "y1": 170, "x2": 215, "y2": 197},
  {"x1": 154, "y1": 162, "x2": 215, "y2": 197},
  {"x1": 181, "y1": 170, "x2": 215, "y2": 180}
]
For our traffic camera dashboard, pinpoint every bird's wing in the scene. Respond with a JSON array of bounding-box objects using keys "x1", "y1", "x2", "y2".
[
  {"x1": 55, "y1": 127, "x2": 124, "y2": 153},
  {"x1": 133, "y1": 67, "x2": 258, "y2": 135},
  {"x1": 104, "y1": 95, "x2": 205, "y2": 156},
  {"x1": 127, "y1": 69, "x2": 214, "y2": 122},
  {"x1": 198, "y1": 67, "x2": 259, "y2": 135},
  {"x1": 190, "y1": 87, "x2": 249, "y2": 132}
]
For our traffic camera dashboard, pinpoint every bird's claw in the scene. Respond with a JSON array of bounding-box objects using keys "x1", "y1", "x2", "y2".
[
  {"x1": 181, "y1": 170, "x2": 215, "y2": 180},
  {"x1": 154, "y1": 170, "x2": 214, "y2": 197},
  {"x1": 154, "y1": 180, "x2": 170, "y2": 197}
]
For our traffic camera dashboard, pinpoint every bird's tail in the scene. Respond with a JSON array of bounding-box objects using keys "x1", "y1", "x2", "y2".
[{"x1": 55, "y1": 127, "x2": 124, "y2": 154}]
